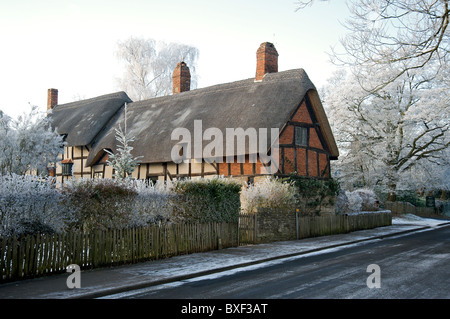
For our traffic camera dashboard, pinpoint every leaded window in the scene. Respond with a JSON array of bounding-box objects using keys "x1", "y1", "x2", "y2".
[{"x1": 295, "y1": 126, "x2": 308, "y2": 146}]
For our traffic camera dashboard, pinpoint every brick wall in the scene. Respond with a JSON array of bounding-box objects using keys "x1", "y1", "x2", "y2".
[
  {"x1": 247, "y1": 206, "x2": 390, "y2": 244},
  {"x1": 253, "y1": 207, "x2": 297, "y2": 243}
]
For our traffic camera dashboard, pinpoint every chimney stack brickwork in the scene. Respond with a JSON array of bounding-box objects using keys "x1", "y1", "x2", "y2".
[
  {"x1": 172, "y1": 62, "x2": 191, "y2": 94},
  {"x1": 47, "y1": 88, "x2": 58, "y2": 111},
  {"x1": 255, "y1": 42, "x2": 279, "y2": 81}
]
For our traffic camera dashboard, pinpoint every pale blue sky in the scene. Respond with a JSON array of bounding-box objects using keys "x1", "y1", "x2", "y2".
[{"x1": 0, "y1": 0, "x2": 349, "y2": 118}]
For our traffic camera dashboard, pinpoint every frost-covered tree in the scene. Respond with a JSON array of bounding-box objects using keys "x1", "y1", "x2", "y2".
[
  {"x1": 115, "y1": 37, "x2": 199, "y2": 100},
  {"x1": 405, "y1": 147, "x2": 450, "y2": 193},
  {"x1": 297, "y1": 0, "x2": 449, "y2": 90},
  {"x1": 104, "y1": 104, "x2": 143, "y2": 179},
  {"x1": 0, "y1": 105, "x2": 64, "y2": 176},
  {"x1": 323, "y1": 64, "x2": 449, "y2": 198},
  {"x1": 298, "y1": 0, "x2": 450, "y2": 198}
]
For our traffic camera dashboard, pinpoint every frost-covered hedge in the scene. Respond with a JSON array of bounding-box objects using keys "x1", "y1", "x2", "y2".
[
  {"x1": 173, "y1": 177, "x2": 242, "y2": 223},
  {"x1": 0, "y1": 175, "x2": 242, "y2": 237},
  {"x1": 63, "y1": 177, "x2": 242, "y2": 230},
  {"x1": 240, "y1": 176, "x2": 341, "y2": 216},
  {"x1": 61, "y1": 178, "x2": 178, "y2": 232},
  {"x1": 0, "y1": 174, "x2": 73, "y2": 237},
  {"x1": 240, "y1": 177, "x2": 297, "y2": 214}
]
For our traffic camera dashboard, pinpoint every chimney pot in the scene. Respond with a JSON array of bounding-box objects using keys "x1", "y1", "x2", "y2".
[
  {"x1": 172, "y1": 62, "x2": 191, "y2": 94},
  {"x1": 255, "y1": 42, "x2": 279, "y2": 81},
  {"x1": 47, "y1": 88, "x2": 58, "y2": 111}
]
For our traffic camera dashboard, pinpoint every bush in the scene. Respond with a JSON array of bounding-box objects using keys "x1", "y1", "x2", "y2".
[
  {"x1": 62, "y1": 178, "x2": 138, "y2": 231},
  {"x1": 0, "y1": 174, "x2": 71, "y2": 237},
  {"x1": 240, "y1": 176, "x2": 297, "y2": 214},
  {"x1": 336, "y1": 188, "x2": 380, "y2": 213},
  {"x1": 0, "y1": 175, "x2": 243, "y2": 236},
  {"x1": 286, "y1": 175, "x2": 340, "y2": 216},
  {"x1": 373, "y1": 186, "x2": 426, "y2": 207},
  {"x1": 396, "y1": 190, "x2": 425, "y2": 207},
  {"x1": 173, "y1": 177, "x2": 242, "y2": 223},
  {"x1": 130, "y1": 179, "x2": 179, "y2": 226}
]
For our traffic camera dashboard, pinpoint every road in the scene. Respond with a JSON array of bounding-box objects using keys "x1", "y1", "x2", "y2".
[{"x1": 104, "y1": 224, "x2": 450, "y2": 299}]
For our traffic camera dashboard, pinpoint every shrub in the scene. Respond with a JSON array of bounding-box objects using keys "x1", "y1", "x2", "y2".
[
  {"x1": 337, "y1": 188, "x2": 380, "y2": 213},
  {"x1": 173, "y1": 177, "x2": 242, "y2": 223},
  {"x1": 240, "y1": 176, "x2": 297, "y2": 214},
  {"x1": 0, "y1": 175, "x2": 244, "y2": 236},
  {"x1": 286, "y1": 175, "x2": 340, "y2": 216},
  {"x1": 129, "y1": 179, "x2": 178, "y2": 226},
  {"x1": 0, "y1": 174, "x2": 71, "y2": 237},
  {"x1": 62, "y1": 178, "x2": 138, "y2": 231}
]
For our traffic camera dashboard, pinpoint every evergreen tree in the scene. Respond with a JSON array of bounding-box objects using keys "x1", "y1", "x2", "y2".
[{"x1": 104, "y1": 103, "x2": 142, "y2": 179}]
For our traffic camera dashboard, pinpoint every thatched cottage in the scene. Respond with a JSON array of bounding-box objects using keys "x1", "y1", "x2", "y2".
[{"x1": 48, "y1": 42, "x2": 339, "y2": 184}]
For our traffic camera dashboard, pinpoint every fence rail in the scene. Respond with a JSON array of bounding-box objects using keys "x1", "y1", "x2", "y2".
[
  {"x1": 1, "y1": 212, "x2": 392, "y2": 283},
  {"x1": 0, "y1": 222, "x2": 238, "y2": 283},
  {"x1": 238, "y1": 211, "x2": 392, "y2": 244},
  {"x1": 297, "y1": 212, "x2": 392, "y2": 239}
]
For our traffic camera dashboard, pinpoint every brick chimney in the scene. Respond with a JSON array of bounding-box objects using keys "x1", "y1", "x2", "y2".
[
  {"x1": 172, "y1": 62, "x2": 191, "y2": 94},
  {"x1": 255, "y1": 42, "x2": 278, "y2": 81},
  {"x1": 47, "y1": 88, "x2": 58, "y2": 111}
]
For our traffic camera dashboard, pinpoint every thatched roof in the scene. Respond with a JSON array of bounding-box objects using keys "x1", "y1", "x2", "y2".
[
  {"x1": 49, "y1": 91, "x2": 132, "y2": 146},
  {"x1": 80, "y1": 68, "x2": 338, "y2": 167}
]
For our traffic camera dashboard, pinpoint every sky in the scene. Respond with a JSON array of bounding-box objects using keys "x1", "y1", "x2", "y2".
[{"x1": 0, "y1": 0, "x2": 350, "y2": 119}]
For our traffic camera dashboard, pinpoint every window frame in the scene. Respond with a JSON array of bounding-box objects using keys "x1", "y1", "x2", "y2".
[
  {"x1": 294, "y1": 126, "x2": 308, "y2": 147},
  {"x1": 61, "y1": 162, "x2": 74, "y2": 176}
]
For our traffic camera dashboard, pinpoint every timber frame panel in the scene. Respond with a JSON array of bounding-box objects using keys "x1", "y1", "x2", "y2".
[{"x1": 278, "y1": 95, "x2": 331, "y2": 179}]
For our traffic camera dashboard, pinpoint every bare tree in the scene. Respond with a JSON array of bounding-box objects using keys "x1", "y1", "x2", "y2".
[
  {"x1": 116, "y1": 37, "x2": 199, "y2": 101},
  {"x1": 295, "y1": 0, "x2": 329, "y2": 10},
  {"x1": 297, "y1": 0, "x2": 449, "y2": 90}
]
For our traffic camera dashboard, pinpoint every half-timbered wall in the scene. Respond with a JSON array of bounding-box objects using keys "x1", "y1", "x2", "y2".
[
  {"x1": 55, "y1": 95, "x2": 331, "y2": 184},
  {"x1": 129, "y1": 159, "x2": 218, "y2": 182},
  {"x1": 56, "y1": 146, "x2": 219, "y2": 184},
  {"x1": 218, "y1": 155, "x2": 265, "y2": 179},
  {"x1": 55, "y1": 146, "x2": 90, "y2": 183},
  {"x1": 278, "y1": 95, "x2": 331, "y2": 178}
]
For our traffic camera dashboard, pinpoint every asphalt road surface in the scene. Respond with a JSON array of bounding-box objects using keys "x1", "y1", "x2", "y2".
[{"x1": 105, "y1": 224, "x2": 450, "y2": 299}]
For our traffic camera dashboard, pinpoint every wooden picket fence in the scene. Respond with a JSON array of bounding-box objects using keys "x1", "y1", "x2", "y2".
[
  {"x1": 238, "y1": 213, "x2": 257, "y2": 245},
  {"x1": 0, "y1": 222, "x2": 238, "y2": 283},
  {"x1": 297, "y1": 212, "x2": 392, "y2": 239},
  {"x1": 0, "y1": 212, "x2": 392, "y2": 283}
]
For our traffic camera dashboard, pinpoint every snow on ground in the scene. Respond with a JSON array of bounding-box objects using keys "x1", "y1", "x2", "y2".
[{"x1": 392, "y1": 213, "x2": 449, "y2": 227}]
